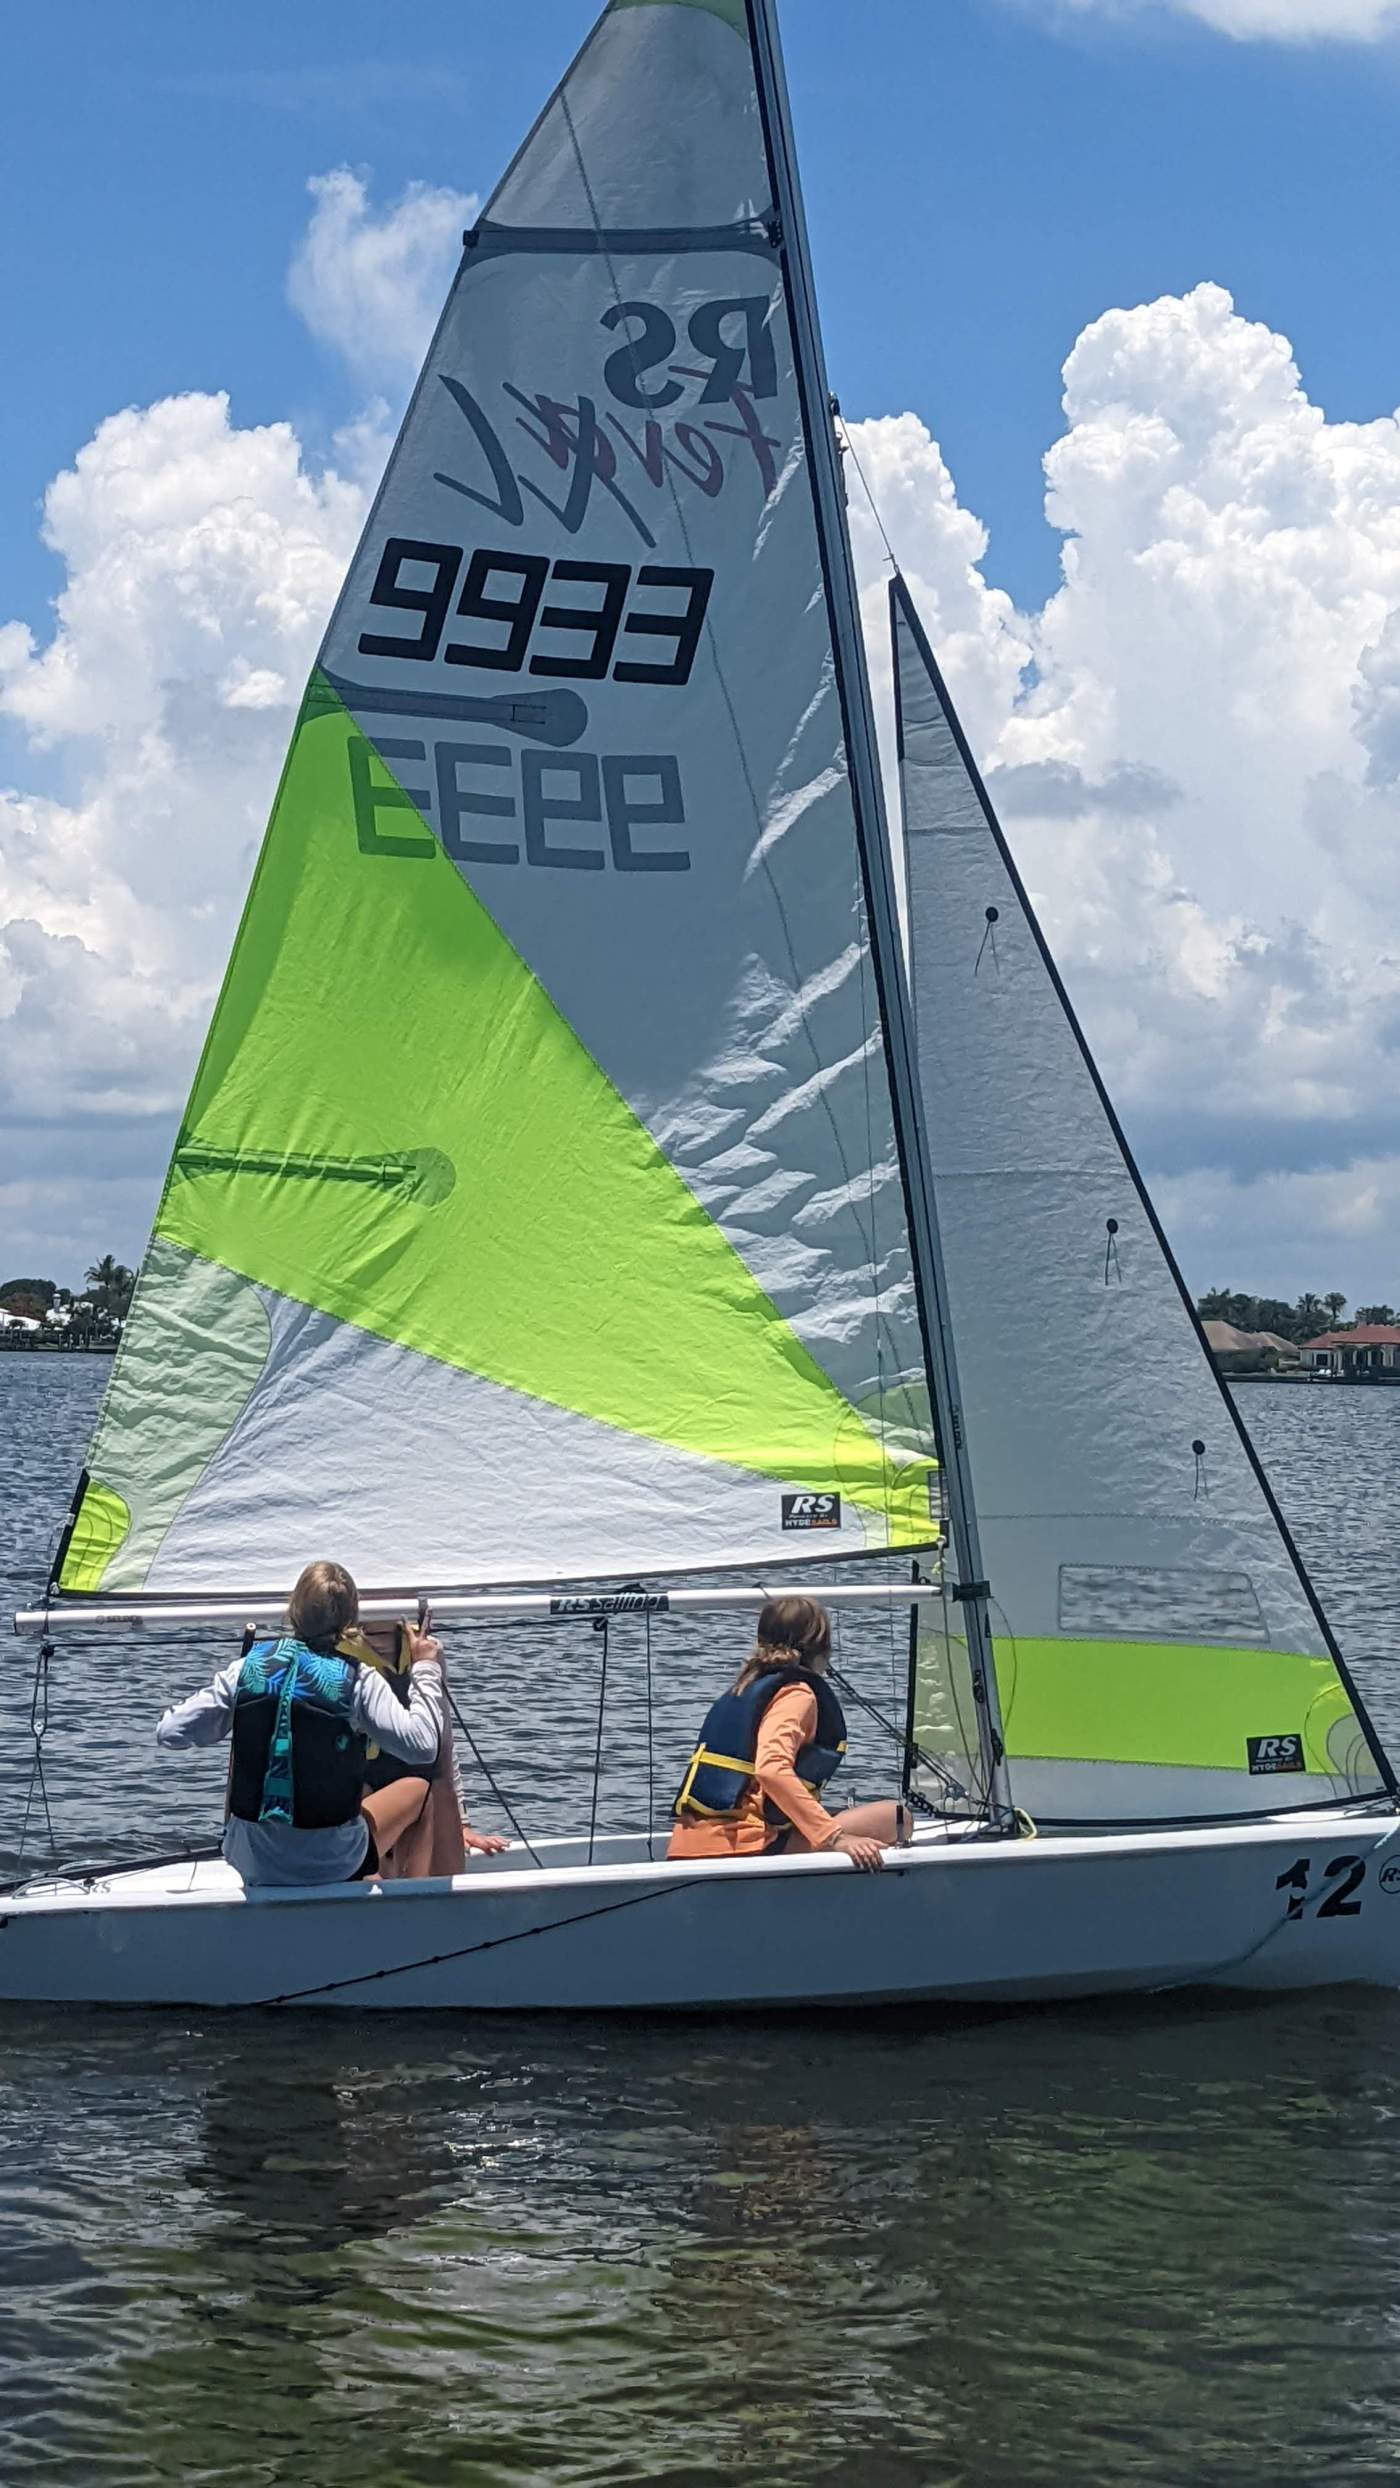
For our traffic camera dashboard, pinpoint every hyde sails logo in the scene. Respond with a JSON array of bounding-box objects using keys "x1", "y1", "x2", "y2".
[
  {"x1": 1248, "y1": 1734, "x2": 1305, "y2": 1776},
  {"x1": 782, "y1": 1493, "x2": 841, "y2": 1533}
]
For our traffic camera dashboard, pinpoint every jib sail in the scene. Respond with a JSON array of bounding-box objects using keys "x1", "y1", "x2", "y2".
[{"x1": 892, "y1": 573, "x2": 1389, "y2": 1823}]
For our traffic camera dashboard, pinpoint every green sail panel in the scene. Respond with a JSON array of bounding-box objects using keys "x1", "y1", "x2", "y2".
[
  {"x1": 892, "y1": 574, "x2": 1388, "y2": 1824},
  {"x1": 56, "y1": 0, "x2": 936, "y2": 1594}
]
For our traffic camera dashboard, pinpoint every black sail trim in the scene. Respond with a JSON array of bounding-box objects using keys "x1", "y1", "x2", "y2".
[{"x1": 468, "y1": 220, "x2": 776, "y2": 259}]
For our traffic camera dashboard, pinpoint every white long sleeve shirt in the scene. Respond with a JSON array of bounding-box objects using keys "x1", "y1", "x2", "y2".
[{"x1": 157, "y1": 1653, "x2": 446, "y2": 1886}]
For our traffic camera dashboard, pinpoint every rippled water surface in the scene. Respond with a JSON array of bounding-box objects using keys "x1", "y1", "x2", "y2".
[{"x1": 5, "y1": 1356, "x2": 1400, "y2": 2485}]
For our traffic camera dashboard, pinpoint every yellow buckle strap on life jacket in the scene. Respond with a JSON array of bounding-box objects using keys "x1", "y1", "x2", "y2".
[{"x1": 674, "y1": 1745, "x2": 759, "y2": 1818}]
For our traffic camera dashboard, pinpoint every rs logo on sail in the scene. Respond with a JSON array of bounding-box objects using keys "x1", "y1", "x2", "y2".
[
  {"x1": 434, "y1": 288, "x2": 784, "y2": 548},
  {"x1": 782, "y1": 1494, "x2": 842, "y2": 1531}
]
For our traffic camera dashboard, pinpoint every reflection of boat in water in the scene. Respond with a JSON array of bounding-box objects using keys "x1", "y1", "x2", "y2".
[
  {"x1": 9, "y1": 0, "x2": 1400, "y2": 2011},
  {"x1": 10, "y1": 1994, "x2": 1389, "y2": 2478}
]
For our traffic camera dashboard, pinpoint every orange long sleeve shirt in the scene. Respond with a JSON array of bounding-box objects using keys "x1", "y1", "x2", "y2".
[{"x1": 667, "y1": 1684, "x2": 840, "y2": 1860}]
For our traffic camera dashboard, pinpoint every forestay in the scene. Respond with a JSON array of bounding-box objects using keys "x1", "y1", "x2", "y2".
[
  {"x1": 891, "y1": 575, "x2": 1390, "y2": 1824},
  {"x1": 52, "y1": 0, "x2": 937, "y2": 1602}
]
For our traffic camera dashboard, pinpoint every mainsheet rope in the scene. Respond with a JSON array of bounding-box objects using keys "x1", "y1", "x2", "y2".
[
  {"x1": 587, "y1": 1617, "x2": 608, "y2": 1866},
  {"x1": 444, "y1": 1684, "x2": 543, "y2": 1868}
]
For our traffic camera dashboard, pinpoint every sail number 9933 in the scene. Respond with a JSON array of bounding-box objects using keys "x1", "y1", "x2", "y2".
[
  {"x1": 358, "y1": 538, "x2": 713, "y2": 686},
  {"x1": 351, "y1": 738, "x2": 689, "y2": 873}
]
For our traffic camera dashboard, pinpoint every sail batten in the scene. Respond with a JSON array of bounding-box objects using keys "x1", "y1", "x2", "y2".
[
  {"x1": 49, "y1": 0, "x2": 939, "y2": 1603},
  {"x1": 892, "y1": 572, "x2": 1391, "y2": 1823}
]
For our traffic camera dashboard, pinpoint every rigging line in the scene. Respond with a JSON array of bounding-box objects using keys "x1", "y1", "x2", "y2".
[
  {"x1": 444, "y1": 1686, "x2": 543, "y2": 1868},
  {"x1": 0, "y1": 1845, "x2": 224, "y2": 1900},
  {"x1": 1155, "y1": 1900, "x2": 1297, "y2": 1990},
  {"x1": 255, "y1": 1871, "x2": 715, "y2": 2008},
  {"x1": 834, "y1": 410, "x2": 899, "y2": 573},
  {"x1": 644, "y1": 1606, "x2": 656, "y2": 1862},
  {"x1": 988, "y1": 1593, "x2": 1019, "y2": 1754},
  {"x1": 972, "y1": 1592, "x2": 1016, "y2": 1823},
  {"x1": 18, "y1": 1638, "x2": 56, "y2": 1863},
  {"x1": 1144, "y1": 1833, "x2": 1400, "y2": 1992},
  {"x1": 554, "y1": 93, "x2": 888, "y2": 1307},
  {"x1": 588, "y1": 1616, "x2": 609, "y2": 1867},
  {"x1": 251, "y1": 1850, "x2": 896, "y2": 2011},
  {"x1": 938, "y1": 1577, "x2": 992, "y2": 1820},
  {"x1": 900, "y1": 1557, "x2": 926, "y2": 1817},
  {"x1": 827, "y1": 1661, "x2": 966, "y2": 1805},
  {"x1": 854, "y1": 764, "x2": 896, "y2": 1583},
  {"x1": 887, "y1": 1551, "x2": 902, "y2": 1724}
]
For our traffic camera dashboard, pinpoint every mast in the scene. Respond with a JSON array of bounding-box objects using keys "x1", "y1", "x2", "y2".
[{"x1": 746, "y1": 0, "x2": 1011, "y2": 1823}]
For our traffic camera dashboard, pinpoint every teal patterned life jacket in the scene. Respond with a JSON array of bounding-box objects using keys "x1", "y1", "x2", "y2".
[{"x1": 228, "y1": 1638, "x2": 366, "y2": 1829}]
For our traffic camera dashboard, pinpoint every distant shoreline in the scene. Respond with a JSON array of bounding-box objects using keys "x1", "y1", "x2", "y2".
[{"x1": 0, "y1": 1335, "x2": 116, "y2": 1355}]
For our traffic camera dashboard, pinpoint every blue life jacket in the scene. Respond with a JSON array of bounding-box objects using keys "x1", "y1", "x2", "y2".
[
  {"x1": 228, "y1": 1637, "x2": 366, "y2": 1829},
  {"x1": 673, "y1": 1666, "x2": 847, "y2": 1824}
]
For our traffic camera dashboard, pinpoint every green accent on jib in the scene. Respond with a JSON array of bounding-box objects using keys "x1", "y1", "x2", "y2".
[
  {"x1": 156, "y1": 675, "x2": 935, "y2": 1545},
  {"x1": 60, "y1": 1481, "x2": 131, "y2": 1593},
  {"x1": 989, "y1": 1637, "x2": 1361, "y2": 1777}
]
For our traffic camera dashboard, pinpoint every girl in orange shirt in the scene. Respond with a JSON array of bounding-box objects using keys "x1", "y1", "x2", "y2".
[{"x1": 668, "y1": 1595, "x2": 910, "y2": 1871}]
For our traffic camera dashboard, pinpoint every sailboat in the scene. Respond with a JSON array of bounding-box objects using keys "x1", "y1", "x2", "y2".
[{"x1": 7, "y1": 0, "x2": 1400, "y2": 2011}]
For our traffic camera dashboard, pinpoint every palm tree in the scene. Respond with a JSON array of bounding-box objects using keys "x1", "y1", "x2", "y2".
[
  {"x1": 85, "y1": 1254, "x2": 119, "y2": 1307},
  {"x1": 1358, "y1": 1304, "x2": 1397, "y2": 1327},
  {"x1": 1323, "y1": 1291, "x2": 1349, "y2": 1326},
  {"x1": 1294, "y1": 1292, "x2": 1325, "y2": 1338},
  {"x1": 84, "y1": 1255, "x2": 135, "y2": 1320}
]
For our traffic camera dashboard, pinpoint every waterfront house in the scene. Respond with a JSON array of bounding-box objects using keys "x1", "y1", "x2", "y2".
[
  {"x1": 1202, "y1": 1320, "x2": 1300, "y2": 1372},
  {"x1": 1302, "y1": 1324, "x2": 1400, "y2": 1376}
]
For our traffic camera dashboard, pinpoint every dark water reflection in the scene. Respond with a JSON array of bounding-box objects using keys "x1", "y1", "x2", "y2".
[{"x1": 5, "y1": 1359, "x2": 1400, "y2": 2483}]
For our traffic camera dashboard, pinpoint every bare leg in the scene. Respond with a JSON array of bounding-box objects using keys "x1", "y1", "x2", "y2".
[
  {"x1": 361, "y1": 1778, "x2": 430, "y2": 1860},
  {"x1": 379, "y1": 1776, "x2": 467, "y2": 1882},
  {"x1": 782, "y1": 1798, "x2": 912, "y2": 1855}
]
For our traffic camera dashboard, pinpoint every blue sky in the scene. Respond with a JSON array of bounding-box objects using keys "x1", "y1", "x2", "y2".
[
  {"x1": 7, "y1": 0, "x2": 1400, "y2": 1301},
  {"x1": 3, "y1": 0, "x2": 1399, "y2": 632}
]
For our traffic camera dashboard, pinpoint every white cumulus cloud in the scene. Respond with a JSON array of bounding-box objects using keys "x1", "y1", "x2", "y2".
[
  {"x1": 287, "y1": 167, "x2": 477, "y2": 388},
  {"x1": 848, "y1": 277, "x2": 1400, "y2": 1299},
  {"x1": 1044, "y1": 0, "x2": 1400, "y2": 39},
  {"x1": 0, "y1": 392, "x2": 364, "y2": 1263}
]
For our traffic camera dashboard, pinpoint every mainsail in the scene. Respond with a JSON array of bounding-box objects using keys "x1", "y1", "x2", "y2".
[
  {"x1": 892, "y1": 574, "x2": 1390, "y2": 1823},
  {"x1": 53, "y1": 0, "x2": 937, "y2": 1601}
]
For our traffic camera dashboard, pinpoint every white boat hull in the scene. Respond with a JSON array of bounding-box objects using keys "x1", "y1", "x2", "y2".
[{"x1": 4, "y1": 1810, "x2": 1400, "y2": 2011}]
